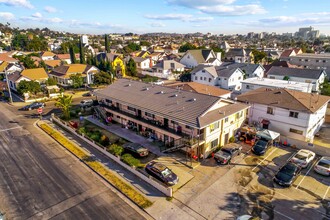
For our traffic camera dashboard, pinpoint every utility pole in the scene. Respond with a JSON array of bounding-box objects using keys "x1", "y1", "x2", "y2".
[{"x1": 5, "y1": 68, "x2": 13, "y2": 104}]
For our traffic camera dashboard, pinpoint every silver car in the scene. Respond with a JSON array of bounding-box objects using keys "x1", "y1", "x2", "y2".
[
  {"x1": 290, "y1": 149, "x2": 316, "y2": 168},
  {"x1": 314, "y1": 157, "x2": 330, "y2": 176}
]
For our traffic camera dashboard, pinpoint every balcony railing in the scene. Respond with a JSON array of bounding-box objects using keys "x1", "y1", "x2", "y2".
[{"x1": 100, "y1": 104, "x2": 205, "y2": 142}]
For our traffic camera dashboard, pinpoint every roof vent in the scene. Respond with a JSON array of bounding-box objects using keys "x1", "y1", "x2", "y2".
[
  {"x1": 128, "y1": 83, "x2": 131, "y2": 86},
  {"x1": 145, "y1": 87, "x2": 149, "y2": 91}
]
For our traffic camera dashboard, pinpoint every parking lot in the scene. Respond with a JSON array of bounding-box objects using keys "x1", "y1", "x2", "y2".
[{"x1": 239, "y1": 145, "x2": 330, "y2": 219}]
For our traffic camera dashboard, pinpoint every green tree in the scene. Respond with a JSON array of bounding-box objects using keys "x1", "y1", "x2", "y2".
[
  {"x1": 17, "y1": 80, "x2": 41, "y2": 95},
  {"x1": 283, "y1": 76, "x2": 290, "y2": 81},
  {"x1": 127, "y1": 42, "x2": 141, "y2": 51},
  {"x1": 55, "y1": 95, "x2": 72, "y2": 120},
  {"x1": 45, "y1": 77, "x2": 57, "y2": 86},
  {"x1": 320, "y1": 78, "x2": 330, "y2": 96},
  {"x1": 94, "y1": 71, "x2": 114, "y2": 85},
  {"x1": 69, "y1": 73, "x2": 84, "y2": 88},
  {"x1": 105, "y1": 34, "x2": 109, "y2": 53},
  {"x1": 126, "y1": 58, "x2": 137, "y2": 77},
  {"x1": 178, "y1": 43, "x2": 197, "y2": 52},
  {"x1": 69, "y1": 45, "x2": 77, "y2": 64},
  {"x1": 140, "y1": 41, "x2": 151, "y2": 47},
  {"x1": 108, "y1": 144, "x2": 124, "y2": 156},
  {"x1": 79, "y1": 39, "x2": 85, "y2": 64},
  {"x1": 252, "y1": 49, "x2": 267, "y2": 64}
]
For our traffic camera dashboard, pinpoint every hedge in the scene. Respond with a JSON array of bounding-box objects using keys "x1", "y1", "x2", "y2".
[{"x1": 39, "y1": 123, "x2": 152, "y2": 208}]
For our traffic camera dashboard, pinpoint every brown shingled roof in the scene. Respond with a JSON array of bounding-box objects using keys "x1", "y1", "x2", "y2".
[
  {"x1": 165, "y1": 82, "x2": 231, "y2": 97},
  {"x1": 237, "y1": 88, "x2": 330, "y2": 113},
  {"x1": 21, "y1": 68, "x2": 49, "y2": 81}
]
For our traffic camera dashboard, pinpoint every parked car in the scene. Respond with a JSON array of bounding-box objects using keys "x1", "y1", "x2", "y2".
[
  {"x1": 154, "y1": 80, "x2": 164, "y2": 85},
  {"x1": 214, "y1": 143, "x2": 242, "y2": 164},
  {"x1": 251, "y1": 138, "x2": 272, "y2": 156},
  {"x1": 145, "y1": 161, "x2": 179, "y2": 186},
  {"x1": 80, "y1": 99, "x2": 94, "y2": 107},
  {"x1": 314, "y1": 156, "x2": 330, "y2": 176},
  {"x1": 122, "y1": 142, "x2": 149, "y2": 157},
  {"x1": 273, "y1": 162, "x2": 301, "y2": 187},
  {"x1": 19, "y1": 102, "x2": 45, "y2": 111},
  {"x1": 82, "y1": 92, "x2": 94, "y2": 97},
  {"x1": 290, "y1": 149, "x2": 316, "y2": 168}
]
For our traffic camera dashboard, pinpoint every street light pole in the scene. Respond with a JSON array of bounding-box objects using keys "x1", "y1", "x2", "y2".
[{"x1": 5, "y1": 68, "x2": 13, "y2": 104}]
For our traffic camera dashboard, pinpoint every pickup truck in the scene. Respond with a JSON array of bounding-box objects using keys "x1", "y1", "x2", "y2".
[{"x1": 214, "y1": 143, "x2": 242, "y2": 165}]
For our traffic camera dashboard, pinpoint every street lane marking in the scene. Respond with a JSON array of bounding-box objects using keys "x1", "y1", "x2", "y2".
[
  {"x1": 274, "y1": 209, "x2": 294, "y2": 220},
  {"x1": 295, "y1": 159, "x2": 318, "y2": 189},
  {"x1": 0, "y1": 126, "x2": 21, "y2": 132},
  {"x1": 323, "y1": 186, "x2": 330, "y2": 200},
  {"x1": 252, "y1": 147, "x2": 277, "y2": 172}
]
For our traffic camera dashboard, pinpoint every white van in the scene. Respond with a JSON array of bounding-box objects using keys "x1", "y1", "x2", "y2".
[{"x1": 80, "y1": 99, "x2": 94, "y2": 107}]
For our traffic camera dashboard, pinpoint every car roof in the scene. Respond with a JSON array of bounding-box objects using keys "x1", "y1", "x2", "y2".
[
  {"x1": 296, "y1": 149, "x2": 315, "y2": 156},
  {"x1": 319, "y1": 157, "x2": 330, "y2": 164},
  {"x1": 283, "y1": 162, "x2": 299, "y2": 170},
  {"x1": 150, "y1": 162, "x2": 167, "y2": 171}
]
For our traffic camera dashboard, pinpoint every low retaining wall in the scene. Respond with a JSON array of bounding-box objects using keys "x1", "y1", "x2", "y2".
[
  {"x1": 281, "y1": 136, "x2": 330, "y2": 157},
  {"x1": 51, "y1": 114, "x2": 172, "y2": 197}
]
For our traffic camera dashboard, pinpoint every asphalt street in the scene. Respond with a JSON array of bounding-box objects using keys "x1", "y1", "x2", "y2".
[{"x1": 0, "y1": 102, "x2": 147, "y2": 220}]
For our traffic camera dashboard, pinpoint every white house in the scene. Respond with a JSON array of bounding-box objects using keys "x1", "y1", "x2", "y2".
[
  {"x1": 191, "y1": 65, "x2": 244, "y2": 91},
  {"x1": 132, "y1": 57, "x2": 151, "y2": 71},
  {"x1": 241, "y1": 77, "x2": 312, "y2": 93},
  {"x1": 142, "y1": 60, "x2": 185, "y2": 79},
  {"x1": 237, "y1": 88, "x2": 330, "y2": 142},
  {"x1": 221, "y1": 62, "x2": 265, "y2": 79},
  {"x1": 180, "y1": 49, "x2": 221, "y2": 68},
  {"x1": 266, "y1": 66, "x2": 327, "y2": 92}
]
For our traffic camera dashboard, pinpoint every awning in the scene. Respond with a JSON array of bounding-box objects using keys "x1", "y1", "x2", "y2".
[{"x1": 261, "y1": 119, "x2": 270, "y2": 125}]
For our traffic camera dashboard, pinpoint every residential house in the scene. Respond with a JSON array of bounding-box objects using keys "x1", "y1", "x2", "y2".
[
  {"x1": 44, "y1": 60, "x2": 62, "y2": 71},
  {"x1": 94, "y1": 79, "x2": 249, "y2": 158},
  {"x1": 0, "y1": 62, "x2": 23, "y2": 76},
  {"x1": 54, "y1": 54, "x2": 80, "y2": 64},
  {"x1": 281, "y1": 53, "x2": 330, "y2": 70},
  {"x1": 0, "y1": 53, "x2": 18, "y2": 64},
  {"x1": 224, "y1": 48, "x2": 254, "y2": 63},
  {"x1": 241, "y1": 77, "x2": 312, "y2": 93},
  {"x1": 266, "y1": 66, "x2": 326, "y2": 92},
  {"x1": 96, "y1": 52, "x2": 126, "y2": 76},
  {"x1": 7, "y1": 68, "x2": 49, "y2": 91},
  {"x1": 135, "y1": 51, "x2": 150, "y2": 58},
  {"x1": 132, "y1": 57, "x2": 152, "y2": 73},
  {"x1": 221, "y1": 62, "x2": 265, "y2": 78},
  {"x1": 48, "y1": 64, "x2": 99, "y2": 87},
  {"x1": 264, "y1": 60, "x2": 301, "y2": 75},
  {"x1": 279, "y1": 48, "x2": 302, "y2": 61},
  {"x1": 191, "y1": 64, "x2": 244, "y2": 91},
  {"x1": 180, "y1": 49, "x2": 222, "y2": 68},
  {"x1": 237, "y1": 88, "x2": 330, "y2": 142},
  {"x1": 165, "y1": 82, "x2": 231, "y2": 99},
  {"x1": 40, "y1": 51, "x2": 55, "y2": 61},
  {"x1": 144, "y1": 60, "x2": 185, "y2": 79}
]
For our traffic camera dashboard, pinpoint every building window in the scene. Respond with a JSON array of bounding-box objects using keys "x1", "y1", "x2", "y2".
[
  {"x1": 187, "y1": 55, "x2": 190, "y2": 59},
  {"x1": 238, "y1": 76, "x2": 242, "y2": 80},
  {"x1": 235, "y1": 112, "x2": 240, "y2": 120},
  {"x1": 195, "y1": 76, "x2": 197, "y2": 80},
  {"x1": 127, "y1": 106, "x2": 136, "y2": 112},
  {"x1": 202, "y1": 70, "x2": 205, "y2": 73},
  {"x1": 209, "y1": 78, "x2": 212, "y2": 82},
  {"x1": 224, "y1": 78, "x2": 227, "y2": 80},
  {"x1": 289, "y1": 111, "x2": 299, "y2": 118},
  {"x1": 323, "y1": 60, "x2": 326, "y2": 63},
  {"x1": 185, "y1": 125, "x2": 191, "y2": 129},
  {"x1": 204, "y1": 77, "x2": 206, "y2": 81},
  {"x1": 316, "y1": 60, "x2": 319, "y2": 63},
  {"x1": 210, "y1": 121, "x2": 219, "y2": 133},
  {"x1": 225, "y1": 118, "x2": 228, "y2": 123},
  {"x1": 267, "y1": 107, "x2": 274, "y2": 115},
  {"x1": 290, "y1": 128, "x2": 303, "y2": 135},
  {"x1": 105, "y1": 99, "x2": 112, "y2": 103},
  {"x1": 145, "y1": 112, "x2": 154, "y2": 118},
  {"x1": 211, "y1": 138, "x2": 218, "y2": 148},
  {"x1": 269, "y1": 76, "x2": 275, "y2": 79},
  {"x1": 305, "y1": 80, "x2": 312, "y2": 83},
  {"x1": 200, "y1": 77, "x2": 202, "y2": 80}
]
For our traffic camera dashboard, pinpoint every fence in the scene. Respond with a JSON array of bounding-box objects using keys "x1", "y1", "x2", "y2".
[{"x1": 50, "y1": 114, "x2": 173, "y2": 197}]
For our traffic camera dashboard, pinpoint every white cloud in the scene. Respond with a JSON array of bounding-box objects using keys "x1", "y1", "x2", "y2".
[
  {"x1": 0, "y1": 12, "x2": 15, "y2": 20},
  {"x1": 197, "y1": 4, "x2": 266, "y2": 15},
  {"x1": 165, "y1": 0, "x2": 266, "y2": 16},
  {"x1": 148, "y1": 22, "x2": 166, "y2": 27},
  {"x1": 20, "y1": 16, "x2": 63, "y2": 24},
  {"x1": 144, "y1": 13, "x2": 213, "y2": 23},
  {"x1": 32, "y1": 12, "x2": 42, "y2": 18},
  {"x1": 69, "y1": 20, "x2": 123, "y2": 30},
  {"x1": 166, "y1": 0, "x2": 235, "y2": 7},
  {"x1": 44, "y1": 6, "x2": 57, "y2": 13},
  {"x1": 0, "y1": 0, "x2": 33, "y2": 9}
]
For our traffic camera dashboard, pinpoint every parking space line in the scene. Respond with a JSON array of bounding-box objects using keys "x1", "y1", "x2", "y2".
[
  {"x1": 0, "y1": 126, "x2": 21, "y2": 132},
  {"x1": 323, "y1": 186, "x2": 330, "y2": 200},
  {"x1": 295, "y1": 159, "x2": 318, "y2": 190},
  {"x1": 252, "y1": 148, "x2": 277, "y2": 172},
  {"x1": 274, "y1": 209, "x2": 294, "y2": 220}
]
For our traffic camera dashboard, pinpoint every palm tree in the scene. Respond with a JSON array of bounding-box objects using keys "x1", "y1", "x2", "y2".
[{"x1": 55, "y1": 95, "x2": 73, "y2": 120}]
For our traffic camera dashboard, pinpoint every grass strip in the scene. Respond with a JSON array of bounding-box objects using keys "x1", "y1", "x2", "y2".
[{"x1": 39, "y1": 123, "x2": 153, "y2": 208}]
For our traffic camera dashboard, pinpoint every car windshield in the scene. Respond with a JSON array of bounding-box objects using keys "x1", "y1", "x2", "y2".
[
  {"x1": 294, "y1": 153, "x2": 307, "y2": 160},
  {"x1": 221, "y1": 148, "x2": 233, "y2": 154},
  {"x1": 318, "y1": 160, "x2": 330, "y2": 169},
  {"x1": 281, "y1": 164, "x2": 296, "y2": 175},
  {"x1": 161, "y1": 168, "x2": 172, "y2": 177},
  {"x1": 256, "y1": 140, "x2": 267, "y2": 147}
]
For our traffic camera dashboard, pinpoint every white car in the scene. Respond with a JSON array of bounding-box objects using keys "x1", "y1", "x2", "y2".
[
  {"x1": 290, "y1": 149, "x2": 316, "y2": 168},
  {"x1": 154, "y1": 80, "x2": 164, "y2": 85},
  {"x1": 314, "y1": 156, "x2": 330, "y2": 176}
]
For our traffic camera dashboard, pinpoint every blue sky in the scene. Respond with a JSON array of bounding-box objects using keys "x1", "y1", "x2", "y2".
[{"x1": 0, "y1": 0, "x2": 330, "y2": 35}]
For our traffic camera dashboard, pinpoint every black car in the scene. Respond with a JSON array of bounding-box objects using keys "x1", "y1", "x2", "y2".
[
  {"x1": 19, "y1": 102, "x2": 45, "y2": 111},
  {"x1": 214, "y1": 143, "x2": 242, "y2": 164},
  {"x1": 122, "y1": 142, "x2": 149, "y2": 157},
  {"x1": 145, "y1": 161, "x2": 179, "y2": 186},
  {"x1": 273, "y1": 162, "x2": 301, "y2": 187},
  {"x1": 251, "y1": 138, "x2": 271, "y2": 156}
]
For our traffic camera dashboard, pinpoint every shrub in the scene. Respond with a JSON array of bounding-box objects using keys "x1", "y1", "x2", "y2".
[
  {"x1": 108, "y1": 144, "x2": 124, "y2": 156},
  {"x1": 121, "y1": 154, "x2": 142, "y2": 168},
  {"x1": 77, "y1": 126, "x2": 86, "y2": 135},
  {"x1": 100, "y1": 135, "x2": 110, "y2": 147},
  {"x1": 90, "y1": 133, "x2": 101, "y2": 142},
  {"x1": 229, "y1": 136, "x2": 235, "y2": 143}
]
